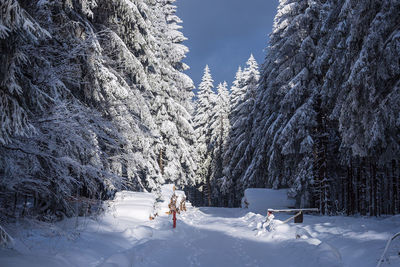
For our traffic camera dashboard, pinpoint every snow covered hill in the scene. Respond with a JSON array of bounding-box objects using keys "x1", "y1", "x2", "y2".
[{"x1": 1, "y1": 188, "x2": 399, "y2": 267}]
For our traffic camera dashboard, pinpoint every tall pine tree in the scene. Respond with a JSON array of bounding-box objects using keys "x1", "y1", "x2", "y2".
[
  {"x1": 193, "y1": 65, "x2": 216, "y2": 206},
  {"x1": 209, "y1": 81, "x2": 230, "y2": 206},
  {"x1": 223, "y1": 55, "x2": 260, "y2": 206}
]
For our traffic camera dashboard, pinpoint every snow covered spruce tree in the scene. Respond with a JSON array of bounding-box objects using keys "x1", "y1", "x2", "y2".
[
  {"x1": 0, "y1": 0, "x2": 125, "y2": 219},
  {"x1": 0, "y1": 0, "x2": 48, "y2": 144},
  {"x1": 240, "y1": 0, "x2": 400, "y2": 215},
  {"x1": 193, "y1": 65, "x2": 216, "y2": 206},
  {"x1": 240, "y1": 0, "x2": 339, "y2": 212},
  {"x1": 0, "y1": 0, "x2": 196, "y2": 220},
  {"x1": 219, "y1": 67, "x2": 242, "y2": 205},
  {"x1": 240, "y1": 0, "x2": 327, "y2": 210},
  {"x1": 147, "y1": 0, "x2": 197, "y2": 189},
  {"x1": 307, "y1": 0, "x2": 400, "y2": 215},
  {"x1": 209, "y1": 81, "x2": 230, "y2": 206},
  {"x1": 333, "y1": 0, "x2": 400, "y2": 216},
  {"x1": 222, "y1": 55, "x2": 260, "y2": 207}
]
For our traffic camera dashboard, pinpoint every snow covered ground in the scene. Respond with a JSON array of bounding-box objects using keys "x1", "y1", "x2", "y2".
[{"x1": 1, "y1": 189, "x2": 399, "y2": 267}]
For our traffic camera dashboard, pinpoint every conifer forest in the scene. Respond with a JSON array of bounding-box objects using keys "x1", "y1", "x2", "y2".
[{"x1": 1, "y1": 0, "x2": 400, "y2": 221}]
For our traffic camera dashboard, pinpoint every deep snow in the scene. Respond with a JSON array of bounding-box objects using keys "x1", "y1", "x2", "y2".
[{"x1": 1, "y1": 189, "x2": 399, "y2": 267}]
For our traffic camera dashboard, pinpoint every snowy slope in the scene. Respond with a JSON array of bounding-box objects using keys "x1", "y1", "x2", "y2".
[{"x1": 1, "y1": 190, "x2": 399, "y2": 267}]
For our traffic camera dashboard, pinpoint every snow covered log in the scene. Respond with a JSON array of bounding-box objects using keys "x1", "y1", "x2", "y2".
[
  {"x1": 241, "y1": 188, "x2": 295, "y2": 214},
  {"x1": 111, "y1": 191, "x2": 156, "y2": 222}
]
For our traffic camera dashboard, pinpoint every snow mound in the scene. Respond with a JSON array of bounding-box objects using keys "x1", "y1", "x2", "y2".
[
  {"x1": 241, "y1": 188, "x2": 295, "y2": 214},
  {"x1": 110, "y1": 191, "x2": 156, "y2": 222},
  {"x1": 241, "y1": 212, "x2": 266, "y2": 228}
]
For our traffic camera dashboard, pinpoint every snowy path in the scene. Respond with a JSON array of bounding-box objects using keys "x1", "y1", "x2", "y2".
[
  {"x1": 128, "y1": 207, "x2": 342, "y2": 267},
  {"x1": 1, "y1": 192, "x2": 400, "y2": 267}
]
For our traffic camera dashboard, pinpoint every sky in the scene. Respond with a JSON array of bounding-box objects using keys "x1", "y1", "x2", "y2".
[{"x1": 176, "y1": 0, "x2": 279, "y2": 90}]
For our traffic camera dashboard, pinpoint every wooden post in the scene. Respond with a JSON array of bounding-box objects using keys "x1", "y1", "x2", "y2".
[
  {"x1": 172, "y1": 210, "x2": 176, "y2": 228},
  {"x1": 168, "y1": 193, "x2": 178, "y2": 228},
  {"x1": 294, "y1": 211, "x2": 303, "y2": 223}
]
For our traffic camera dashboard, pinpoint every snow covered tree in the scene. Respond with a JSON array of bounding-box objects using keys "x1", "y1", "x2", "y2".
[
  {"x1": 308, "y1": 0, "x2": 400, "y2": 215},
  {"x1": 0, "y1": 0, "x2": 49, "y2": 144},
  {"x1": 222, "y1": 55, "x2": 260, "y2": 207},
  {"x1": 193, "y1": 65, "x2": 216, "y2": 206},
  {"x1": 0, "y1": 0, "x2": 197, "y2": 220},
  {"x1": 219, "y1": 67, "x2": 242, "y2": 204},
  {"x1": 146, "y1": 0, "x2": 197, "y2": 189},
  {"x1": 240, "y1": 0, "x2": 400, "y2": 215},
  {"x1": 0, "y1": 0, "x2": 154, "y2": 219},
  {"x1": 337, "y1": 0, "x2": 400, "y2": 215},
  {"x1": 209, "y1": 81, "x2": 230, "y2": 206},
  {"x1": 241, "y1": 0, "x2": 324, "y2": 208}
]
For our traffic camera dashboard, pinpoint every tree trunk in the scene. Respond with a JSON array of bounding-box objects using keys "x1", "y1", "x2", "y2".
[
  {"x1": 361, "y1": 158, "x2": 367, "y2": 216},
  {"x1": 347, "y1": 161, "x2": 354, "y2": 216},
  {"x1": 369, "y1": 160, "x2": 373, "y2": 216},
  {"x1": 392, "y1": 160, "x2": 397, "y2": 214},
  {"x1": 372, "y1": 162, "x2": 377, "y2": 216},
  {"x1": 356, "y1": 161, "x2": 361, "y2": 214},
  {"x1": 207, "y1": 179, "x2": 212, "y2": 207}
]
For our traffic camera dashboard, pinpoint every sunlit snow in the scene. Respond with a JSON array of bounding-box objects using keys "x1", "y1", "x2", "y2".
[{"x1": 1, "y1": 188, "x2": 399, "y2": 267}]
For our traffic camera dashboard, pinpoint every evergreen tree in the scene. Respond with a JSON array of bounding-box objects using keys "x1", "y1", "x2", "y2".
[
  {"x1": 193, "y1": 65, "x2": 216, "y2": 206},
  {"x1": 219, "y1": 67, "x2": 242, "y2": 203},
  {"x1": 0, "y1": 0, "x2": 196, "y2": 219},
  {"x1": 241, "y1": 0, "x2": 400, "y2": 216},
  {"x1": 223, "y1": 55, "x2": 260, "y2": 207},
  {"x1": 146, "y1": 0, "x2": 197, "y2": 189},
  {"x1": 0, "y1": 0, "x2": 49, "y2": 144},
  {"x1": 209, "y1": 82, "x2": 230, "y2": 206},
  {"x1": 242, "y1": 0, "x2": 323, "y2": 208}
]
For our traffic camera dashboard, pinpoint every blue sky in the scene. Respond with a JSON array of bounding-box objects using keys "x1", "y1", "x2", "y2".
[{"x1": 176, "y1": 0, "x2": 279, "y2": 90}]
